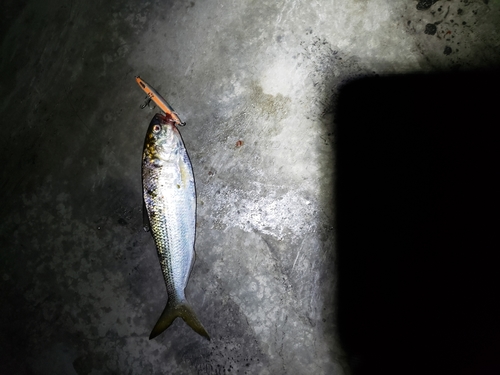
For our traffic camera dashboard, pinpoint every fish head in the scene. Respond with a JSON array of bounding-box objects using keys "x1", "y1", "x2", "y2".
[{"x1": 143, "y1": 114, "x2": 184, "y2": 164}]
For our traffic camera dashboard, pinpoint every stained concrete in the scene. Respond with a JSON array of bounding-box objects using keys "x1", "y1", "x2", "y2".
[{"x1": 1, "y1": 0, "x2": 499, "y2": 374}]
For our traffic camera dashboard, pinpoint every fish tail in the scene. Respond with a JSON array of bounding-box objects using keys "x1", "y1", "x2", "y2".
[{"x1": 149, "y1": 299, "x2": 210, "y2": 340}]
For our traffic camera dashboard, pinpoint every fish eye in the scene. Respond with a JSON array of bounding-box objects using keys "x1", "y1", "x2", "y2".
[{"x1": 152, "y1": 124, "x2": 161, "y2": 133}]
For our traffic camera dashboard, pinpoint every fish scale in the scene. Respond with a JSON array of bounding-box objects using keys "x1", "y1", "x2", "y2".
[
  {"x1": 142, "y1": 113, "x2": 209, "y2": 340},
  {"x1": 149, "y1": 180, "x2": 193, "y2": 300}
]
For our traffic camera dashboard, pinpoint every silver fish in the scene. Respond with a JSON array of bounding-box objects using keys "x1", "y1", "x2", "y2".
[{"x1": 142, "y1": 113, "x2": 209, "y2": 340}]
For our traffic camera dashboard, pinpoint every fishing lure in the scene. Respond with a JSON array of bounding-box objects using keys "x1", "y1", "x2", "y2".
[{"x1": 135, "y1": 76, "x2": 185, "y2": 126}]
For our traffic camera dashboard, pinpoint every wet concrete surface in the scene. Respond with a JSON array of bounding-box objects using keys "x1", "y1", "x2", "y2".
[{"x1": 1, "y1": 0, "x2": 500, "y2": 374}]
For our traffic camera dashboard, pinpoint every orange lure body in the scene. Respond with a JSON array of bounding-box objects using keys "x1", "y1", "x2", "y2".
[{"x1": 135, "y1": 76, "x2": 185, "y2": 126}]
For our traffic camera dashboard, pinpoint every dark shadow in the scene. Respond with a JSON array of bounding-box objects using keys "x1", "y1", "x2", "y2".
[
  {"x1": 0, "y1": 0, "x2": 29, "y2": 44},
  {"x1": 334, "y1": 69, "x2": 500, "y2": 375}
]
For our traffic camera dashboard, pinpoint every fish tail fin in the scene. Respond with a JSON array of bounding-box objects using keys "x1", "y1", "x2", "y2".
[{"x1": 149, "y1": 299, "x2": 210, "y2": 340}]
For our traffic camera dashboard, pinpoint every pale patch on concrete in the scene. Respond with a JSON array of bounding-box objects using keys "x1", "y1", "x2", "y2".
[
  {"x1": 209, "y1": 182, "x2": 318, "y2": 242},
  {"x1": 260, "y1": 58, "x2": 305, "y2": 98}
]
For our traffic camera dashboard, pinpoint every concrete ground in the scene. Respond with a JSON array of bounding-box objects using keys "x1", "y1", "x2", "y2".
[{"x1": 1, "y1": 0, "x2": 499, "y2": 374}]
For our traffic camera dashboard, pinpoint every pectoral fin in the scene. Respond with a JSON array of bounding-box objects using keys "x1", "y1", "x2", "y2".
[{"x1": 142, "y1": 200, "x2": 150, "y2": 232}]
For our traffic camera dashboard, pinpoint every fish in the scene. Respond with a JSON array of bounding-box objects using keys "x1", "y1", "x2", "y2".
[{"x1": 142, "y1": 113, "x2": 210, "y2": 340}]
